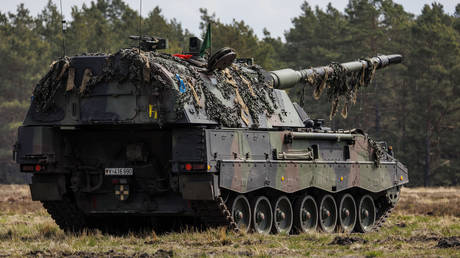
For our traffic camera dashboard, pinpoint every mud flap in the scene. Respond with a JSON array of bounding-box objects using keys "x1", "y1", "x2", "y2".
[
  {"x1": 180, "y1": 174, "x2": 219, "y2": 200},
  {"x1": 30, "y1": 175, "x2": 66, "y2": 201}
]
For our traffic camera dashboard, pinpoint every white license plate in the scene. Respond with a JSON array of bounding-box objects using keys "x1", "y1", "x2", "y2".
[{"x1": 104, "y1": 168, "x2": 133, "y2": 176}]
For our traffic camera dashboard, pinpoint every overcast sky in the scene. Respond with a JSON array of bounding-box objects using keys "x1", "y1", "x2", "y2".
[{"x1": 2, "y1": 0, "x2": 458, "y2": 40}]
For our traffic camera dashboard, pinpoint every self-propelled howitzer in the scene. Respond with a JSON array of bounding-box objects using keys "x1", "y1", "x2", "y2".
[{"x1": 13, "y1": 37, "x2": 408, "y2": 234}]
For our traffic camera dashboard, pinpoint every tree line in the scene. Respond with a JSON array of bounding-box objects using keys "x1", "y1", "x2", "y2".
[{"x1": 0, "y1": 0, "x2": 459, "y2": 186}]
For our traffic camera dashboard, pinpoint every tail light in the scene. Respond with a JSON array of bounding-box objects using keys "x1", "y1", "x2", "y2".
[
  {"x1": 20, "y1": 164, "x2": 46, "y2": 172},
  {"x1": 182, "y1": 163, "x2": 209, "y2": 172}
]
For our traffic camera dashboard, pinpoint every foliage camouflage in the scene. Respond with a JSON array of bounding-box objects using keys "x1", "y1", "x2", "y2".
[
  {"x1": 31, "y1": 47, "x2": 278, "y2": 128},
  {"x1": 306, "y1": 58, "x2": 378, "y2": 119},
  {"x1": 0, "y1": 0, "x2": 459, "y2": 189},
  {"x1": 12, "y1": 12, "x2": 408, "y2": 237}
]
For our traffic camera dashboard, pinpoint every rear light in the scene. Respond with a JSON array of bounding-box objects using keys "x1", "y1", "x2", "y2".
[
  {"x1": 21, "y1": 165, "x2": 35, "y2": 172},
  {"x1": 20, "y1": 164, "x2": 46, "y2": 172},
  {"x1": 182, "y1": 163, "x2": 207, "y2": 172}
]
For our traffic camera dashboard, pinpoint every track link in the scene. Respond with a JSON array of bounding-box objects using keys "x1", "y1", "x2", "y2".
[
  {"x1": 193, "y1": 193, "x2": 395, "y2": 234},
  {"x1": 43, "y1": 193, "x2": 394, "y2": 234},
  {"x1": 372, "y1": 200, "x2": 395, "y2": 232},
  {"x1": 191, "y1": 196, "x2": 239, "y2": 233},
  {"x1": 42, "y1": 196, "x2": 88, "y2": 232}
]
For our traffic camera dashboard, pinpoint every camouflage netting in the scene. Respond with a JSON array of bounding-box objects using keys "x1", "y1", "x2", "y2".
[
  {"x1": 32, "y1": 48, "x2": 276, "y2": 127},
  {"x1": 33, "y1": 57, "x2": 71, "y2": 112},
  {"x1": 306, "y1": 58, "x2": 377, "y2": 120},
  {"x1": 368, "y1": 137, "x2": 387, "y2": 166}
]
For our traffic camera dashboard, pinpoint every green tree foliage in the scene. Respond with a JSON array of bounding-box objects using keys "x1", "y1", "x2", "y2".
[
  {"x1": 0, "y1": 0, "x2": 193, "y2": 182},
  {"x1": 284, "y1": 0, "x2": 459, "y2": 186},
  {"x1": 405, "y1": 4, "x2": 460, "y2": 186},
  {"x1": 283, "y1": 2, "x2": 350, "y2": 128},
  {"x1": 198, "y1": 8, "x2": 284, "y2": 70},
  {"x1": 0, "y1": 4, "x2": 49, "y2": 182},
  {"x1": 0, "y1": 0, "x2": 458, "y2": 186},
  {"x1": 65, "y1": 0, "x2": 190, "y2": 55},
  {"x1": 143, "y1": 7, "x2": 193, "y2": 53}
]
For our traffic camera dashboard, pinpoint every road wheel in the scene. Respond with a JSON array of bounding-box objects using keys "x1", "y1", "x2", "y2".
[
  {"x1": 356, "y1": 194, "x2": 376, "y2": 233},
  {"x1": 294, "y1": 194, "x2": 318, "y2": 233},
  {"x1": 338, "y1": 193, "x2": 357, "y2": 233},
  {"x1": 252, "y1": 196, "x2": 273, "y2": 234},
  {"x1": 272, "y1": 196, "x2": 293, "y2": 234},
  {"x1": 231, "y1": 195, "x2": 251, "y2": 233},
  {"x1": 318, "y1": 194, "x2": 337, "y2": 233}
]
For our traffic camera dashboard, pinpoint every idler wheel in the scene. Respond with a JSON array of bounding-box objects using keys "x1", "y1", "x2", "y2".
[
  {"x1": 252, "y1": 196, "x2": 273, "y2": 234},
  {"x1": 356, "y1": 194, "x2": 376, "y2": 233},
  {"x1": 386, "y1": 186, "x2": 401, "y2": 206},
  {"x1": 338, "y1": 193, "x2": 357, "y2": 233},
  {"x1": 318, "y1": 194, "x2": 337, "y2": 233},
  {"x1": 231, "y1": 195, "x2": 251, "y2": 233},
  {"x1": 272, "y1": 196, "x2": 293, "y2": 234},
  {"x1": 294, "y1": 194, "x2": 318, "y2": 233}
]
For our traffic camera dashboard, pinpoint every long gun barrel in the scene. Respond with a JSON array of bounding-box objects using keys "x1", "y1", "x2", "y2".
[{"x1": 270, "y1": 54, "x2": 402, "y2": 89}]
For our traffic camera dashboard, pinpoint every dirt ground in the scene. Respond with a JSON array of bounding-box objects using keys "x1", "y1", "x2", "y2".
[{"x1": 0, "y1": 185, "x2": 459, "y2": 257}]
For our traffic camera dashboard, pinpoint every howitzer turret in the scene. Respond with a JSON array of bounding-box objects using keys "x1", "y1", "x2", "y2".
[
  {"x1": 14, "y1": 37, "x2": 408, "y2": 235},
  {"x1": 271, "y1": 54, "x2": 403, "y2": 89}
]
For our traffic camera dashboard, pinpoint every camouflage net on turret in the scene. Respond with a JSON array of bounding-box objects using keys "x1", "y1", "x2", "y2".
[
  {"x1": 32, "y1": 48, "x2": 277, "y2": 127},
  {"x1": 33, "y1": 57, "x2": 71, "y2": 112},
  {"x1": 306, "y1": 58, "x2": 377, "y2": 120}
]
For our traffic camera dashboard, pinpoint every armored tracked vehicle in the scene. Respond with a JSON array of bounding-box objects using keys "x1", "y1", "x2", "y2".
[{"x1": 13, "y1": 36, "x2": 408, "y2": 234}]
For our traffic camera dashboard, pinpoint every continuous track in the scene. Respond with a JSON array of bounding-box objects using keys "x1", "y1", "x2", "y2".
[
  {"x1": 191, "y1": 196, "x2": 239, "y2": 233},
  {"x1": 193, "y1": 191, "x2": 396, "y2": 234},
  {"x1": 43, "y1": 191, "x2": 395, "y2": 234},
  {"x1": 42, "y1": 197, "x2": 87, "y2": 232},
  {"x1": 372, "y1": 200, "x2": 395, "y2": 232}
]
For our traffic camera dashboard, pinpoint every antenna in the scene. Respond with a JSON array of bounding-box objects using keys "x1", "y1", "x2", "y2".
[
  {"x1": 59, "y1": 0, "x2": 66, "y2": 57},
  {"x1": 138, "y1": 0, "x2": 142, "y2": 53}
]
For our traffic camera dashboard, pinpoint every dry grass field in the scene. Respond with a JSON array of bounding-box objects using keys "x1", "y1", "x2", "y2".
[{"x1": 0, "y1": 185, "x2": 459, "y2": 257}]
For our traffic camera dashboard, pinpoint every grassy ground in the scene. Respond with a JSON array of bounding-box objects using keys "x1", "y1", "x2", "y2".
[{"x1": 0, "y1": 186, "x2": 459, "y2": 257}]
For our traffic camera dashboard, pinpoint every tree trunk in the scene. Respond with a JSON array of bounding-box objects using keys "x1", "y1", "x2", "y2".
[
  {"x1": 375, "y1": 100, "x2": 380, "y2": 135},
  {"x1": 424, "y1": 133, "x2": 431, "y2": 187}
]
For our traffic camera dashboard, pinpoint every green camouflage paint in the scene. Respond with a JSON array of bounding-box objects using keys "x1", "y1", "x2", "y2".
[{"x1": 215, "y1": 129, "x2": 408, "y2": 194}]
